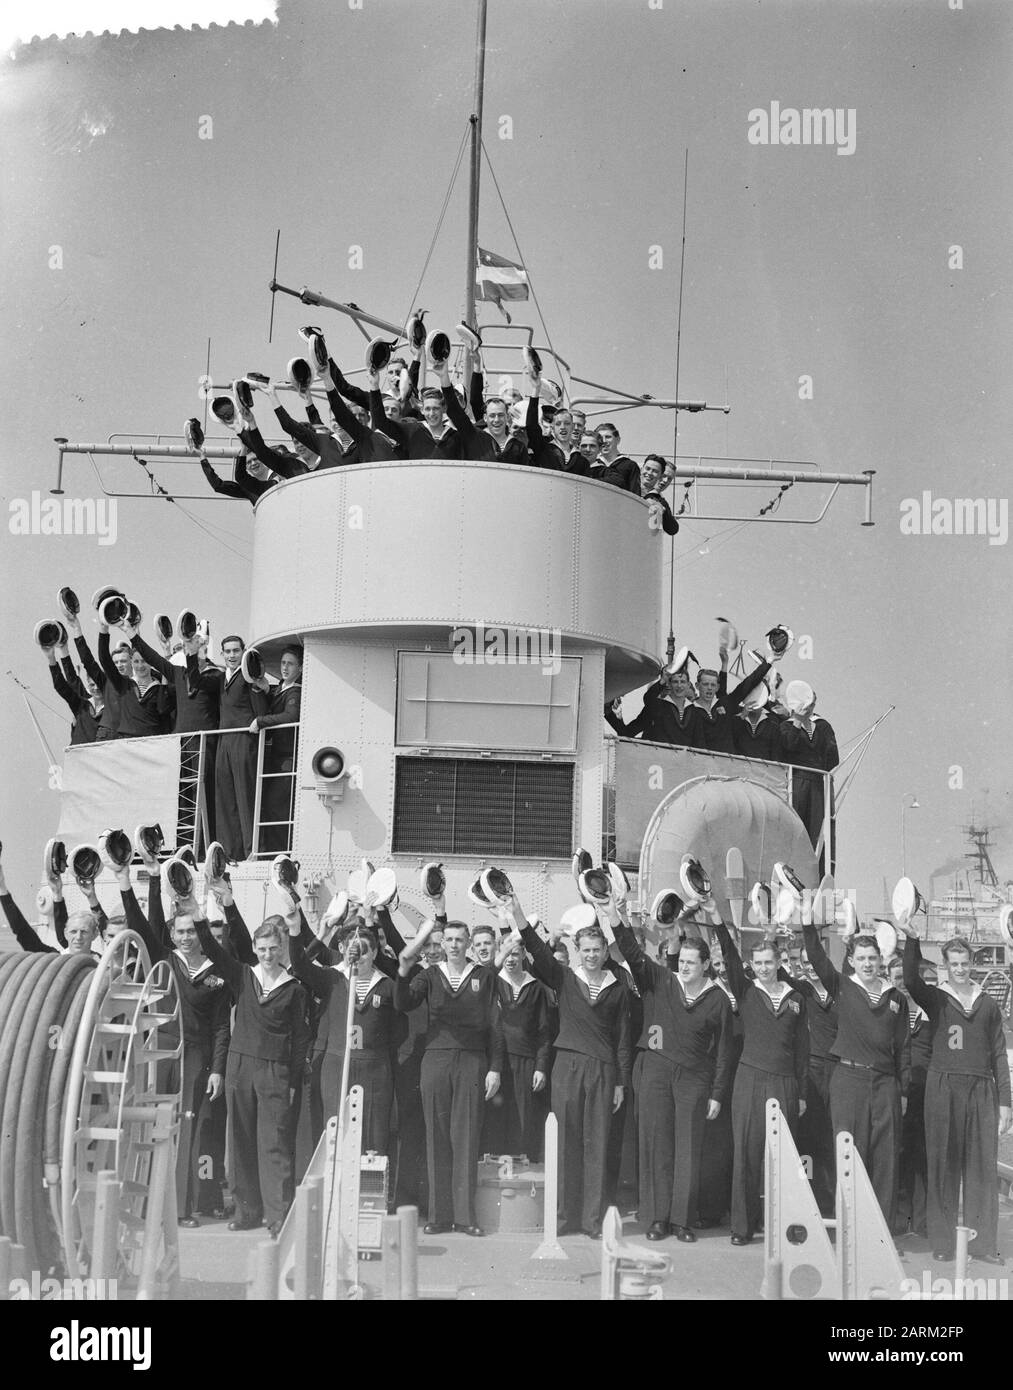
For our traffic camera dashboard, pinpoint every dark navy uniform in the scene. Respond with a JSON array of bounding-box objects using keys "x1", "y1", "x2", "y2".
[
  {"x1": 74, "y1": 632, "x2": 122, "y2": 740},
  {"x1": 289, "y1": 939, "x2": 398, "y2": 1155},
  {"x1": 615, "y1": 921, "x2": 734, "y2": 1231},
  {"x1": 904, "y1": 937, "x2": 1011, "y2": 1258},
  {"x1": 491, "y1": 969, "x2": 553, "y2": 1159},
  {"x1": 786, "y1": 969, "x2": 838, "y2": 1217},
  {"x1": 713, "y1": 923, "x2": 809, "y2": 1240},
  {"x1": 394, "y1": 961, "x2": 505, "y2": 1229},
  {"x1": 777, "y1": 715, "x2": 839, "y2": 855},
  {"x1": 48, "y1": 654, "x2": 102, "y2": 744},
  {"x1": 98, "y1": 631, "x2": 172, "y2": 737},
  {"x1": 803, "y1": 924, "x2": 909, "y2": 1229},
  {"x1": 214, "y1": 668, "x2": 269, "y2": 860},
  {"x1": 196, "y1": 919, "x2": 309, "y2": 1228},
  {"x1": 119, "y1": 881, "x2": 231, "y2": 1221},
  {"x1": 521, "y1": 926, "x2": 632, "y2": 1236},
  {"x1": 896, "y1": 992, "x2": 931, "y2": 1238}
]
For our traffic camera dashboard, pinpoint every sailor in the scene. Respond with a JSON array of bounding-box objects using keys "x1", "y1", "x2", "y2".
[
  {"x1": 776, "y1": 682, "x2": 839, "y2": 855},
  {"x1": 590, "y1": 423, "x2": 641, "y2": 493},
  {"x1": 213, "y1": 635, "x2": 270, "y2": 861},
  {"x1": 394, "y1": 918, "x2": 503, "y2": 1235},
  {"x1": 696, "y1": 940, "x2": 743, "y2": 1227},
  {"x1": 286, "y1": 915, "x2": 398, "y2": 1155},
  {"x1": 492, "y1": 937, "x2": 553, "y2": 1160},
  {"x1": 191, "y1": 901, "x2": 310, "y2": 1237},
  {"x1": 608, "y1": 665, "x2": 710, "y2": 750},
  {"x1": 186, "y1": 418, "x2": 282, "y2": 503},
  {"x1": 504, "y1": 896, "x2": 631, "y2": 1238},
  {"x1": 782, "y1": 945, "x2": 839, "y2": 1217},
  {"x1": 110, "y1": 846, "x2": 230, "y2": 1228},
  {"x1": 60, "y1": 606, "x2": 126, "y2": 739},
  {"x1": 319, "y1": 346, "x2": 404, "y2": 462},
  {"x1": 801, "y1": 911, "x2": 908, "y2": 1231},
  {"x1": 248, "y1": 646, "x2": 303, "y2": 855},
  {"x1": 728, "y1": 678, "x2": 783, "y2": 762},
  {"x1": 609, "y1": 906, "x2": 735, "y2": 1243},
  {"x1": 887, "y1": 953, "x2": 930, "y2": 1238},
  {"x1": 435, "y1": 352, "x2": 526, "y2": 463},
  {"x1": 898, "y1": 923, "x2": 1011, "y2": 1263},
  {"x1": 42, "y1": 635, "x2": 103, "y2": 744},
  {"x1": 710, "y1": 915, "x2": 809, "y2": 1245},
  {"x1": 98, "y1": 615, "x2": 173, "y2": 737},
  {"x1": 523, "y1": 377, "x2": 589, "y2": 474},
  {"x1": 469, "y1": 924, "x2": 499, "y2": 967},
  {"x1": 210, "y1": 391, "x2": 316, "y2": 478},
  {"x1": 0, "y1": 842, "x2": 91, "y2": 954}
]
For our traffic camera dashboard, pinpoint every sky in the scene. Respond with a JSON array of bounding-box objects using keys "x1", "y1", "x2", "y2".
[{"x1": 1, "y1": 0, "x2": 1011, "y2": 921}]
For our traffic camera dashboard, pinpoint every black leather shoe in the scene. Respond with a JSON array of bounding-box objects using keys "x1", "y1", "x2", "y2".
[
  {"x1": 583, "y1": 1226, "x2": 602, "y2": 1240},
  {"x1": 692, "y1": 1216, "x2": 721, "y2": 1229},
  {"x1": 730, "y1": 1232, "x2": 752, "y2": 1246},
  {"x1": 932, "y1": 1249, "x2": 954, "y2": 1262},
  {"x1": 646, "y1": 1221, "x2": 669, "y2": 1241},
  {"x1": 266, "y1": 1221, "x2": 282, "y2": 1239},
  {"x1": 178, "y1": 1216, "x2": 199, "y2": 1229},
  {"x1": 673, "y1": 1225, "x2": 696, "y2": 1243},
  {"x1": 228, "y1": 1215, "x2": 263, "y2": 1232},
  {"x1": 451, "y1": 1224, "x2": 484, "y2": 1237},
  {"x1": 423, "y1": 1223, "x2": 451, "y2": 1235},
  {"x1": 970, "y1": 1252, "x2": 1005, "y2": 1266}
]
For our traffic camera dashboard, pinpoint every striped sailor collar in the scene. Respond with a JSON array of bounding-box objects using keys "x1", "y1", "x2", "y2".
[
  {"x1": 936, "y1": 979, "x2": 984, "y2": 1011},
  {"x1": 752, "y1": 978, "x2": 793, "y2": 1007},
  {"x1": 174, "y1": 949, "x2": 214, "y2": 980},
  {"x1": 677, "y1": 974, "x2": 720, "y2": 1003},
  {"x1": 575, "y1": 966, "x2": 615, "y2": 995},
  {"x1": 438, "y1": 960, "x2": 477, "y2": 989},
  {"x1": 253, "y1": 963, "x2": 292, "y2": 995},
  {"x1": 352, "y1": 968, "x2": 385, "y2": 996},
  {"x1": 846, "y1": 974, "x2": 893, "y2": 1005},
  {"x1": 500, "y1": 969, "x2": 536, "y2": 995}
]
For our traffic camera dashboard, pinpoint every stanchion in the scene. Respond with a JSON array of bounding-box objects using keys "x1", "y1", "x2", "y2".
[
  {"x1": 382, "y1": 1214, "x2": 402, "y2": 1300},
  {"x1": 397, "y1": 1205, "x2": 418, "y2": 1300},
  {"x1": 90, "y1": 1170, "x2": 121, "y2": 1285},
  {"x1": 293, "y1": 1175, "x2": 323, "y2": 1300},
  {"x1": 249, "y1": 1240, "x2": 280, "y2": 1301}
]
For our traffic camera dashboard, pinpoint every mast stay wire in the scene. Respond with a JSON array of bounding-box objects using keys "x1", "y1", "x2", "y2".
[
  {"x1": 480, "y1": 138, "x2": 562, "y2": 381},
  {"x1": 402, "y1": 122, "x2": 472, "y2": 329},
  {"x1": 130, "y1": 457, "x2": 252, "y2": 562}
]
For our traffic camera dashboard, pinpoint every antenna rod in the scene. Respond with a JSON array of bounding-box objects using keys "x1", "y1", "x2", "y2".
[
  {"x1": 667, "y1": 150, "x2": 689, "y2": 665},
  {"x1": 268, "y1": 229, "x2": 281, "y2": 343},
  {"x1": 464, "y1": 0, "x2": 488, "y2": 327}
]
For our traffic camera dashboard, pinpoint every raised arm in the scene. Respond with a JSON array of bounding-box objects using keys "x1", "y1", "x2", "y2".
[
  {"x1": 194, "y1": 913, "x2": 244, "y2": 993},
  {"x1": 131, "y1": 632, "x2": 174, "y2": 683},
  {"x1": 200, "y1": 456, "x2": 249, "y2": 502},
  {"x1": 519, "y1": 924, "x2": 565, "y2": 992},
  {"x1": 98, "y1": 629, "x2": 130, "y2": 693},
  {"x1": 73, "y1": 629, "x2": 106, "y2": 693},
  {"x1": 288, "y1": 924, "x2": 338, "y2": 999},
  {"x1": 611, "y1": 917, "x2": 662, "y2": 995},
  {"x1": 900, "y1": 933, "x2": 938, "y2": 1019},
  {"x1": 800, "y1": 921, "x2": 840, "y2": 999},
  {"x1": 711, "y1": 921, "x2": 747, "y2": 1003},
  {"x1": 115, "y1": 873, "x2": 168, "y2": 962}
]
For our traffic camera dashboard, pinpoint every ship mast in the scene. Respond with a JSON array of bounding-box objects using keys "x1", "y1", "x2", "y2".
[{"x1": 464, "y1": 0, "x2": 489, "y2": 326}]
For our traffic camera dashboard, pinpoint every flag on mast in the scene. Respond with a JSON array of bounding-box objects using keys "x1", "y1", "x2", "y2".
[{"x1": 476, "y1": 247, "x2": 529, "y2": 322}]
